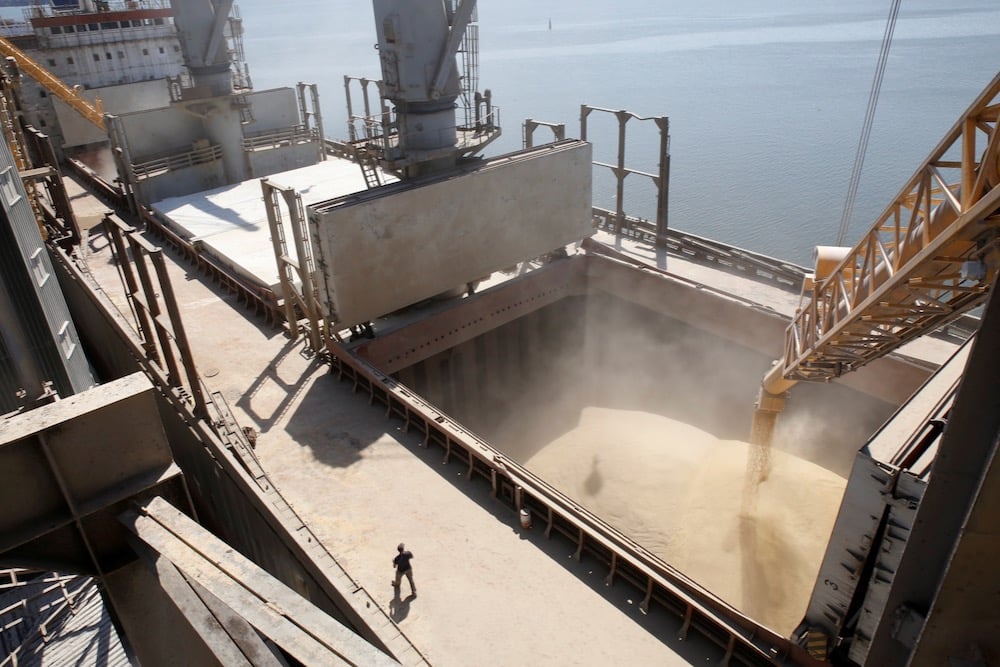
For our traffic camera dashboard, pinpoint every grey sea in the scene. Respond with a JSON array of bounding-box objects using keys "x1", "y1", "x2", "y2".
[{"x1": 234, "y1": 0, "x2": 998, "y2": 264}]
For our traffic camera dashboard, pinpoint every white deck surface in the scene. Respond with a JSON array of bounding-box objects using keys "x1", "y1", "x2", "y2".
[{"x1": 151, "y1": 158, "x2": 394, "y2": 291}]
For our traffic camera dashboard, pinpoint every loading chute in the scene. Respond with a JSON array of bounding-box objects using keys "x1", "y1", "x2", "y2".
[{"x1": 751, "y1": 71, "x2": 1000, "y2": 451}]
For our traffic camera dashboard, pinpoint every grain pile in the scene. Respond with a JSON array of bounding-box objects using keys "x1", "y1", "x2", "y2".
[{"x1": 519, "y1": 407, "x2": 845, "y2": 634}]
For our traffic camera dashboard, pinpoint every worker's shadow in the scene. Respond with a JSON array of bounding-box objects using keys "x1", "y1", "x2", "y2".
[{"x1": 389, "y1": 591, "x2": 417, "y2": 622}]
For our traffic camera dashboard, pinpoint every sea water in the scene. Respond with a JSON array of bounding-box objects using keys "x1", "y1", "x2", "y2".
[
  {"x1": 232, "y1": 0, "x2": 998, "y2": 264},
  {"x1": 3, "y1": 1, "x2": 997, "y2": 262}
]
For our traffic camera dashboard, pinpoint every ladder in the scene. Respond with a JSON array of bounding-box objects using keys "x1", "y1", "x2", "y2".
[
  {"x1": 233, "y1": 92, "x2": 255, "y2": 124},
  {"x1": 458, "y1": 21, "x2": 479, "y2": 129},
  {"x1": 263, "y1": 185, "x2": 297, "y2": 331},
  {"x1": 357, "y1": 146, "x2": 381, "y2": 189},
  {"x1": 262, "y1": 179, "x2": 325, "y2": 350},
  {"x1": 290, "y1": 190, "x2": 322, "y2": 316}
]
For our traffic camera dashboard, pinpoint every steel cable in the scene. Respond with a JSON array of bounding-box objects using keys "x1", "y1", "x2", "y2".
[{"x1": 836, "y1": 0, "x2": 902, "y2": 246}]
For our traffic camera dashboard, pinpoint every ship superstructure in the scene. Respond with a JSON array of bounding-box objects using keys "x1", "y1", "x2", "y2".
[{"x1": 0, "y1": 0, "x2": 250, "y2": 161}]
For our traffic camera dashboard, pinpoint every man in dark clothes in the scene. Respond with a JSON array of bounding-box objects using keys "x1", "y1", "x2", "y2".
[{"x1": 392, "y1": 543, "x2": 416, "y2": 595}]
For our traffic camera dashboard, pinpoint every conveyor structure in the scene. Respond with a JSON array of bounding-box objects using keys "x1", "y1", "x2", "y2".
[{"x1": 751, "y1": 72, "x2": 1000, "y2": 449}]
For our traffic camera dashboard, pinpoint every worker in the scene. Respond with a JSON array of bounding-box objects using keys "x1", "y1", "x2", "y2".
[{"x1": 392, "y1": 543, "x2": 416, "y2": 596}]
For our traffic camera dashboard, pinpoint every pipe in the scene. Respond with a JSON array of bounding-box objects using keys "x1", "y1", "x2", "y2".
[{"x1": 749, "y1": 362, "x2": 795, "y2": 447}]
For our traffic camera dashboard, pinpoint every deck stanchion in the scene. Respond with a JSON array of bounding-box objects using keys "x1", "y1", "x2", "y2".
[
  {"x1": 678, "y1": 604, "x2": 693, "y2": 640},
  {"x1": 605, "y1": 552, "x2": 617, "y2": 587},
  {"x1": 721, "y1": 635, "x2": 736, "y2": 666},
  {"x1": 640, "y1": 577, "x2": 653, "y2": 614}
]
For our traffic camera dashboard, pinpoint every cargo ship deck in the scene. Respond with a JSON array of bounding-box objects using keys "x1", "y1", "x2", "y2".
[
  {"x1": 75, "y1": 176, "x2": 723, "y2": 664},
  {"x1": 69, "y1": 158, "x2": 960, "y2": 664}
]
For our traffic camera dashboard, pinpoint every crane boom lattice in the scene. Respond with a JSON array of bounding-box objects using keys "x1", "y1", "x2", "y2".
[
  {"x1": 752, "y1": 72, "x2": 1000, "y2": 446},
  {"x1": 0, "y1": 37, "x2": 105, "y2": 129}
]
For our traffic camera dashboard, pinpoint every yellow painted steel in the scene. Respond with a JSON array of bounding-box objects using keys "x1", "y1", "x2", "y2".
[
  {"x1": 805, "y1": 630, "x2": 829, "y2": 660},
  {"x1": 751, "y1": 71, "x2": 1000, "y2": 446},
  {"x1": 0, "y1": 37, "x2": 105, "y2": 129}
]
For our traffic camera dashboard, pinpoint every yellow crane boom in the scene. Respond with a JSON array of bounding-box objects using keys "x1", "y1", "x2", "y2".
[
  {"x1": 751, "y1": 71, "x2": 1000, "y2": 448},
  {"x1": 0, "y1": 36, "x2": 105, "y2": 129}
]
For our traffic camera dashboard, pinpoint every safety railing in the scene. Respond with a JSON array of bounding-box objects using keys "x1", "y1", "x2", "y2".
[
  {"x1": 0, "y1": 22, "x2": 29, "y2": 38},
  {"x1": 343, "y1": 73, "x2": 501, "y2": 170},
  {"x1": 131, "y1": 143, "x2": 222, "y2": 180},
  {"x1": 241, "y1": 124, "x2": 318, "y2": 152},
  {"x1": 24, "y1": 0, "x2": 172, "y2": 19},
  {"x1": 592, "y1": 207, "x2": 808, "y2": 291}
]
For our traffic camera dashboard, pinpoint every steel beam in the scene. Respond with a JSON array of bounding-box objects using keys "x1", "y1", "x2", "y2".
[
  {"x1": 120, "y1": 496, "x2": 398, "y2": 667},
  {"x1": 864, "y1": 272, "x2": 1000, "y2": 665},
  {"x1": 0, "y1": 372, "x2": 188, "y2": 575}
]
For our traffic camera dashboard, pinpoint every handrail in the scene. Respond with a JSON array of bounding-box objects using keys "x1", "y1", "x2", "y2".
[
  {"x1": 131, "y1": 143, "x2": 223, "y2": 179},
  {"x1": 241, "y1": 124, "x2": 318, "y2": 151},
  {"x1": 23, "y1": 0, "x2": 172, "y2": 19},
  {"x1": 592, "y1": 207, "x2": 808, "y2": 291}
]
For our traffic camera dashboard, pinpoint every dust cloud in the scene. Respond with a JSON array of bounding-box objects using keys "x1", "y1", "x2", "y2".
[
  {"x1": 409, "y1": 294, "x2": 887, "y2": 633},
  {"x1": 523, "y1": 407, "x2": 844, "y2": 634}
]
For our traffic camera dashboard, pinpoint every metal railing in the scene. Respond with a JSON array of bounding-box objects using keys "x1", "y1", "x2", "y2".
[
  {"x1": 592, "y1": 207, "x2": 808, "y2": 291},
  {"x1": 23, "y1": 0, "x2": 172, "y2": 19},
  {"x1": 131, "y1": 143, "x2": 222, "y2": 180},
  {"x1": 241, "y1": 124, "x2": 318, "y2": 152},
  {"x1": 0, "y1": 22, "x2": 30, "y2": 38},
  {"x1": 342, "y1": 74, "x2": 501, "y2": 171}
]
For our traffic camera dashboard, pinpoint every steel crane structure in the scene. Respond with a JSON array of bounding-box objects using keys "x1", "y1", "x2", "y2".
[
  {"x1": 0, "y1": 37, "x2": 105, "y2": 132},
  {"x1": 751, "y1": 71, "x2": 1000, "y2": 450}
]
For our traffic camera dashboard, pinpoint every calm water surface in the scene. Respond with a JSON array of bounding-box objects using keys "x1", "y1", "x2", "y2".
[{"x1": 17, "y1": 2, "x2": 1000, "y2": 263}]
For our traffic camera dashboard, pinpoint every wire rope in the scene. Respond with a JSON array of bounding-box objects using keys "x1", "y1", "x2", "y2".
[{"x1": 835, "y1": 0, "x2": 901, "y2": 246}]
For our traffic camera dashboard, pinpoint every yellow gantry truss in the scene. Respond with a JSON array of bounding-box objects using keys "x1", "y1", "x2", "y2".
[
  {"x1": 769, "y1": 72, "x2": 1000, "y2": 391},
  {"x1": 0, "y1": 37, "x2": 105, "y2": 130}
]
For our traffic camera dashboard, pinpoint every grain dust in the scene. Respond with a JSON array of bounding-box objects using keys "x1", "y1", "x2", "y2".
[{"x1": 522, "y1": 406, "x2": 845, "y2": 634}]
